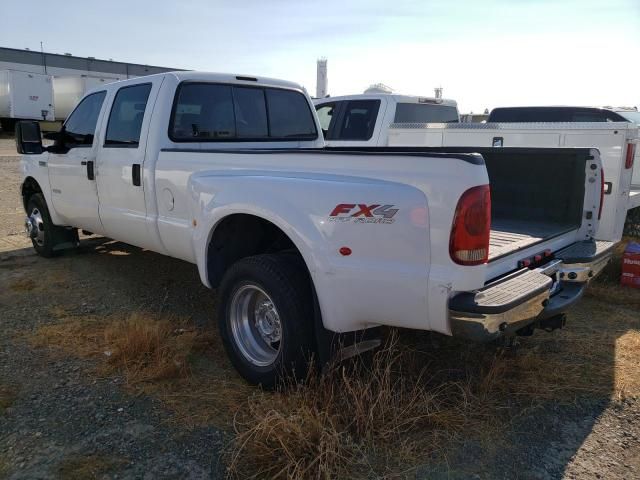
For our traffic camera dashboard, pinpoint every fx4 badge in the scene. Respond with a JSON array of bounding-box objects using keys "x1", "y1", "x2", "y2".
[{"x1": 329, "y1": 203, "x2": 399, "y2": 224}]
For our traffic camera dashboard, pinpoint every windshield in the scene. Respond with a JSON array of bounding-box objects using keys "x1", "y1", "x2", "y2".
[
  {"x1": 618, "y1": 111, "x2": 640, "y2": 124},
  {"x1": 394, "y1": 103, "x2": 459, "y2": 123}
]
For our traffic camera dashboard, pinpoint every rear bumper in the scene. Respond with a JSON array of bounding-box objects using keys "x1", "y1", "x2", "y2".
[{"x1": 449, "y1": 240, "x2": 615, "y2": 342}]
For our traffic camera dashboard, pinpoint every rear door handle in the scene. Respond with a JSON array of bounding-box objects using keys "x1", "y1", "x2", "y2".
[{"x1": 132, "y1": 164, "x2": 141, "y2": 186}]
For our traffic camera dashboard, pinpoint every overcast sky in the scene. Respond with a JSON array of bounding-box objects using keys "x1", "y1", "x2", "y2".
[{"x1": 3, "y1": 0, "x2": 639, "y2": 112}]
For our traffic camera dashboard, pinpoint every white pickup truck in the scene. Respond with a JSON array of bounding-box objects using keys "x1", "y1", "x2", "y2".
[
  {"x1": 314, "y1": 93, "x2": 459, "y2": 147},
  {"x1": 16, "y1": 72, "x2": 613, "y2": 386},
  {"x1": 314, "y1": 97, "x2": 639, "y2": 242}
]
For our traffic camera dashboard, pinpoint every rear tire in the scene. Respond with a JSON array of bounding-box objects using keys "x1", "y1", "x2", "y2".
[{"x1": 217, "y1": 254, "x2": 315, "y2": 389}]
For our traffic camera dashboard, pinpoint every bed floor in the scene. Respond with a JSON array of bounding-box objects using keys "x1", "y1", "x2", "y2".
[{"x1": 489, "y1": 219, "x2": 573, "y2": 261}]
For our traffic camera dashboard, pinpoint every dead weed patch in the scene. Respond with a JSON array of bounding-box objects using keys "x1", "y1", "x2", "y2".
[
  {"x1": 57, "y1": 454, "x2": 126, "y2": 480},
  {"x1": 0, "y1": 384, "x2": 17, "y2": 413},
  {"x1": 9, "y1": 278, "x2": 36, "y2": 292}
]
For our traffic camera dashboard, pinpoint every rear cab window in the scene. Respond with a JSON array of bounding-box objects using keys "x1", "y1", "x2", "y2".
[
  {"x1": 169, "y1": 83, "x2": 317, "y2": 142},
  {"x1": 394, "y1": 103, "x2": 459, "y2": 123}
]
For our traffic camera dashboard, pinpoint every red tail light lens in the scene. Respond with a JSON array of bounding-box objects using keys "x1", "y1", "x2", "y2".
[
  {"x1": 625, "y1": 143, "x2": 636, "y2": 169},
  {"x1": 598, "y1": 168, "x2": 605, "y2": 220},
  {"x1": 450, "y1": 185, "x2": 491, "y2": 266}
]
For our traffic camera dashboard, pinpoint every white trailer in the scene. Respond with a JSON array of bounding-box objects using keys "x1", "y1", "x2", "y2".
[
  {"x1": 53, "y1": 75, "x2": 118, "y2": 120},
  {"x1": 0, "y1": 70, "x2": 55, "y2": 131}
]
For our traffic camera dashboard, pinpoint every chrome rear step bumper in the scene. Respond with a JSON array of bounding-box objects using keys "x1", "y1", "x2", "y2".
[{"x1": 449, "y1": 240, "x2": 615, "y2": 342}]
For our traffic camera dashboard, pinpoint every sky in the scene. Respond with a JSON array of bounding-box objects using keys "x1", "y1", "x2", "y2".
[{"x1": 2, "y1": 0, "x2": 639, "y2": 113}]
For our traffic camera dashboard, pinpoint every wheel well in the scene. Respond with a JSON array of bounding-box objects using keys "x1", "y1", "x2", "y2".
[
  {"x1": 207, "y1": 214, "x2": 301, "y2": 287},
  {"x1": 21, "y1": 177, "x2": 43, "y2": 211}
]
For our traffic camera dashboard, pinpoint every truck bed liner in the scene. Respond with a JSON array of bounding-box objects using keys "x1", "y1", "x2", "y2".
[{"x1": 489, "y1": 220, "x2": 572, "y2": 261}]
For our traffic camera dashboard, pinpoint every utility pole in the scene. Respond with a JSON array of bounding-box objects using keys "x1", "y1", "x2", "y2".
[{"x1": 40, "y1": 41, "x2": 47, "y2": 74}]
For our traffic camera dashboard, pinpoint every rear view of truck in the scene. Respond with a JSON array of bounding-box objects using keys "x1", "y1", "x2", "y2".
[{"x1": 438, "y1": 147, "x2": 611, "y2": 340}]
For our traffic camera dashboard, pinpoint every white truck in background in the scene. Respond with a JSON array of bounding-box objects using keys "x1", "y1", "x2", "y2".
[
  {"x1": 313, "y1": 93, "x2": 459, "y2": 147},
  {"x1": 0, "y1": 70, "x2": 55, "y2": 132},
  {"x1": 314, "y1": 97, "x2": 639, "y2": 243},
  {"x1": 16, "y1": 72, "x2": 613, "y2": 387},
  {"x1": 53, "y1": 75, "x2": 118, "y2": 120}
]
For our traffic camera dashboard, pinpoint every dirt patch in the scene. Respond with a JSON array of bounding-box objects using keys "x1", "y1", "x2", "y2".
[
  {"x1": 57, "y1": 454, "x2": 127, "y2": 480},
  {"x1": 0, "y1": 384, "x2": 17, "y2": 413},
  {"x1": 8, "y1": 278, "x2": 36, "y2": 292}
]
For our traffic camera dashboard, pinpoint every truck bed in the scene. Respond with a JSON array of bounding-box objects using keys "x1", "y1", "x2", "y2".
[{"x1": 489, "y1": 220, "x2": 572, "y2": 261}]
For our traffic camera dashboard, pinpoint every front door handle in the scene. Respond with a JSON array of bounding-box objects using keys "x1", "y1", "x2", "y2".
[
  {"x1": 132, "y1": 164, "x2": 141, "y2": 186},
  {"x1": 81, "y1": 160, "x2": 95, "y2": 180}
]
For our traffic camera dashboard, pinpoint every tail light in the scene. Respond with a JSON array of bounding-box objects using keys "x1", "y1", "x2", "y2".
[
  {"x1": 598, "y1": 168, "x2": 605, "y2": 220},
  {"x1": 625, "y1": 143, "x2": 636, "y2": 169},
  {"x1": 450, "y1": 185, "x2": 491, "y2": 266}
]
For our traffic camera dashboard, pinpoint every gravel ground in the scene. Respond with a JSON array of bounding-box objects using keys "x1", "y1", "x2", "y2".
[
  {"x1": 1, "y1": 139, "x2": 639, "y2": 479},
  {"x1": 1, "y1": 148, "x2": 225, "y2": 479}
]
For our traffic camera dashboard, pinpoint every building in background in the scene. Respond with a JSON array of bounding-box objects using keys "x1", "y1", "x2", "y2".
[
  {"x1": 0, "y1": 46, "x2": 180, "y2": 79},
  {"x1": 316, "y1": 58, "x2": 328, "y2": 98},
  {"x1": 0, "y1": 46, "x2": 182, "y2": 129}
]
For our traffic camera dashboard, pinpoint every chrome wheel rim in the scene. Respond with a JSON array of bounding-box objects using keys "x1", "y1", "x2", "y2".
[
  {"x1": 27, "y1": 208, "x2": 46, "y2": 247},
  {"x1": 229, "y1": 284, "x2": 282, "y2": 367}
]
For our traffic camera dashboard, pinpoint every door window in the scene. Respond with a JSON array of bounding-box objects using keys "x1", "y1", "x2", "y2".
[
  {"x1": 105, "y1": 84, "x2": 152, "y2": 147},
  {"x1": 62, "y1": 91, "x2": 106, "y2": 147},
  {"x1": 337, "y1": 100, "x2": 380, "y2": 140},
  {"x1": 315, "y1": 103, "x2": 336, "y2": 138}
]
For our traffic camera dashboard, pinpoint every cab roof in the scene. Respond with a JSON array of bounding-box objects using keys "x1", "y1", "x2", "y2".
[{"x1": 314, "y1": 93, "x2": 457, "y2": 108}]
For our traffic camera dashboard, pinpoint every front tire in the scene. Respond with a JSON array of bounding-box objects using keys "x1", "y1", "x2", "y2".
[
  {"x1": 26, "y1": 193, "x2": 58, "y2": 258},
  {"x1": 217, "y1": 254, "x2": 315, "y2": 388}
]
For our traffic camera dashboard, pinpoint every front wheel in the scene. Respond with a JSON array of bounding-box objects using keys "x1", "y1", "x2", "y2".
[
  {"x1": 26, "y1": 193, "x2": 58, "y2": 257},
  {"x1": 217, "y1": 254, "x2": 315, "y2": 388}
]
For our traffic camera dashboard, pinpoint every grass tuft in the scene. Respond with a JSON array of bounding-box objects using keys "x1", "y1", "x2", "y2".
[
  {"x1": 9, "y1": 278, "x2": 36, "y2": 292},
  {"x1": 30, "y1": 312, "x2": 203, "y2": 384},
  {"x1": 0, "y1": 384, "x2": 17, "y2": 414},
  {"x1": 226, "y1": 333, "x2": 507, "y2": 479},
  {"x1": 103, "y1": 313, "x2": 199, "y2": 383}
]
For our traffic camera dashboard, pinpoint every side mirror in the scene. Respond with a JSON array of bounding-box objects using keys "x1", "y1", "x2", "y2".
[{"x1": 15, "y1": 121, "x2": 44, "y2": 155}]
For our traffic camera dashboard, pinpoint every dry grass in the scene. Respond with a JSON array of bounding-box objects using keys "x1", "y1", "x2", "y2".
[
  {"x1": 57, "y1": 454, "x2": 126, "y2": 480},
  {"x1": 24, "y1": 237, "x2": 640, "y2": 479},
  {"x1": 9, "y1": 277, "x2": 36, "y2": 292},
  {"x1": 102, "y1": 314, "x2": 200, "y2": 383},
  {"x1": 226, "y1": 335, "x2": 483, "y2": 479},
  {"x1": 0, "y1": 457, "x2": 8, "y2": 478},
  {"x1": 30, "y1": 312, "x2": 204, "y2": 384},
  {"x1": 225, "y1": 242, "x2": 640, "y2": 479},
  {"x1": 29, "y1": 310, "x2": 251, "y2": 427},
  {"x1": 0, "y1": 384, "x2": 17, "y2": 413}
]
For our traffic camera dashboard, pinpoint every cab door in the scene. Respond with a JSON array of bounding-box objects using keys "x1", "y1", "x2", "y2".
[
  {"x1": 47, "y1": 90, "x2": 107, "y2": 233},
  {"x1": 95, "y1": 79, "x2": 161, "y2": 249}
]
